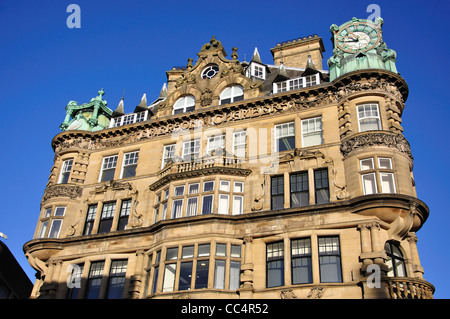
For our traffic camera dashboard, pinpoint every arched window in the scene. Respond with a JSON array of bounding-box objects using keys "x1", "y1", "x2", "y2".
[
  {"x1": 385, "y1": 241, "x2": 407, "y2": 277},
  {"x1": 219, "y1": 85, "x2": 244, "y2": 105},
  {"x1": 173, "y1": 96, "x2": 195, "y2": 114}
]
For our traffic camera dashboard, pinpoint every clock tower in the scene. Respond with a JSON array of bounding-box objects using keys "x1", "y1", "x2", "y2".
[{"x1": 327, "y1": 17, "x2": 398, "y2": 81}]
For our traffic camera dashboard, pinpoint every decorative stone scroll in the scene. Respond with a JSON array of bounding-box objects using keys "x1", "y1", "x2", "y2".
[
  {"x1": 41, "y1": 184, "x2": 83, "y2": 203},
  {"x1": 340, "y1": 131, "x2": 413, "y2": 161}
]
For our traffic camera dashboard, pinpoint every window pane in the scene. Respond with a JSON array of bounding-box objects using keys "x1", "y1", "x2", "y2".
[
  {"x1": 203, "y1": 181, "x2": 214, "y2": 192},
  {"x1": 106, "y1": 260, "x2": 127, "y2": 299},
  {"x1": 188, "y1": 183, "x2": 199, "y2": 194},
  {"x1": 186, "y1": 197, "x2": 198, "y2": 217},
  {"x1": 178, "y1": 261, "x2": 193, "y2": 291},
  {"x1": 231, "y1": 245, "x2": 241, "y2": 258},
  {"x1": 166, "y1": 247, "x2": 178, "y2": 260},
  {"x1": 198, "y1": 244, "x2": 210, "y2": 257},
  {"x1": 380, "y1": 172, "x2": 395, "y2": 193},
  {"x1": 290, "y1": 172, "x2": 309, "y2": 207},
  {"x1": 86, "y1": 261, "x2": 104, "y2": 299},
  {"x1": 151, "y1": 266, "x2": 159, "y2": 294},
  {"x1": 360, "y1": 158, "x2": 374, "y2": 171},
  {"x1": 118, "y1": 199, "x2": 131, "y2": 231},
  {"x1": 362, "y1": 173, "x2": 377, "y2": 195},
  {"x1": 174, "y1": 185, "x2": 185, "y2": 196},
  {"x1": 44, "y1": 208, "x2": 52, "y2": 218},
  {"x1": 54, "y1": 207, "x2": 66, "y2": 216},
  {"x1": 266, "y1": 242, "x2": 284, "y2": 288},
  {"x1": 318, "y1": 237, "x2": 342, "y2": 283},
  {"x1": 38, "y1": 220, "x2": 48, "y2": 238},
  {"x1": 232, "y1": 195, "x2": 243, "y2": 215},
  {"x1": 162, "y1": 264, "x2": 177, "y2": 292},
  {"x1": 182, "y1": 246, "x2": 194, "y2": 259},
  {"x1": 229, "y1": 261, "x2": 241, "y2": 290},
  {"x1": 291, "y1": 238, "x2": 312, "y2": 284},
  {"x1": 292, "y1": 257, "x2": 313, "y2": 284},
  {"x1": 101, "y1": 156, "x2": 118, "y2": 182},
  {"x1": 271, "y1": 176, "x2": 284, "y2": 210},
  {"x1": 48, "y1": 220, "x2": 62, "y2": 238},
  {"x1": 172, "y1": 199, "x2": 183, "y2": 218},
  {"x1": 84, "y1": 205, "x2": 97, "y2": 235},
  {"x1": 378, "y1": 158, "x2": 392, "y2": 169},
  {"x1": 218, "y1": 194, "x2": 229, "y2": 214},
  {"x1": 234, "y1": 182, "x2": 244, "y2": 193},
  {"x1": 214, "y1": 260, "x2": 226, "y2": 289},
  {"x1": 219, "y1": 180, "x2": 230, "y2": 192},
  {"x1": 216, "y1": 243, "x2": 227, "y2": 257},
  {"x1": 195, "y1": 260, "x2": 209, "y2": 289},
  {"x1": 315, "y1": 169, "x2": 330, "y2": 204},
  {"x1": 202, "y1": 195, "x2": 213, "y2": 215}
]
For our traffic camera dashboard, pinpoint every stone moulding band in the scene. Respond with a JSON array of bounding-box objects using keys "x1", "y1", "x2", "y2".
[
  {"x1": 339, "y1": 131, "x2": 413, "y2": 161},
  {"x1": 51, "y1": 70, "x2": 408, "y2": 154}
]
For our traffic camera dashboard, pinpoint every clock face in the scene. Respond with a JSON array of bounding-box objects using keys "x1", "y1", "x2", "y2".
[{"x1": 336, "y1": 21, "x2": 381, "y2": 53}]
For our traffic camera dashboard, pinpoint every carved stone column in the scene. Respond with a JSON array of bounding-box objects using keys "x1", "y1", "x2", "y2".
[
  {"x1": 238, "y1": 237, "x2": 254, "y2": 298},
  {"x1": 407, "y1": 233, "x2": 424, "y2": 279},
  {"x1": 129, "y1": 250, "x2": 145, "y2": 299},
  {"x1": 39, "y1": 259, "x2": 62, "y2": 299},
  {"x1": 357, "y1": 223, "x2": 372, "y2": 266}
]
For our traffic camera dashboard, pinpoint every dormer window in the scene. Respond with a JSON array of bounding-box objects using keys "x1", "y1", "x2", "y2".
[
  {"x1": 173, "y1": 96, "x2": 195, "y2": 114},
  {"x1": 247, "y1": 63, "x2": 266, "y2": 80},
  {"x1": 220, "y1": 85, "x2": 244, "y2": 105}
]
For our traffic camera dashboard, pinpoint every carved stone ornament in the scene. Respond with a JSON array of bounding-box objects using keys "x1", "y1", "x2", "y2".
[
  {"x1": 307, "y1": 287, "x2": 324, "y2": 299},
  {"x1": 280, "y1": 289, "x2": 297, "y2": 299},
  {"x1": 200, "y1": 88, "x2": 213, "y2": 107},
  {"x1": 53, "y1": 71, "x2": 407, "y2": 155},
  {"x1": 340, "y1": 131, "x2": 413, "y2": 160},
  {"x1": 42, "y1": 184, "x2": 83, "y2": 203}
]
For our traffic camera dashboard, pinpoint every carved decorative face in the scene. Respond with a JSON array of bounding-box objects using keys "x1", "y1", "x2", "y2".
[{"x1": 336, "y1": 21, "x2": 381, "y2": 53}]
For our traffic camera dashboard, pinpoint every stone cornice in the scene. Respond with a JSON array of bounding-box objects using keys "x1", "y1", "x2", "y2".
[
  {"x1": 23, "y1": 193, "x2": 429, "y2": 255},
  {"x1": 51, "y1": 69, "x2": 408, "y2": 154}
]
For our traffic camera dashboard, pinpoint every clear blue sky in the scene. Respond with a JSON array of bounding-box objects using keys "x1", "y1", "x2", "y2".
[{"x1": 1, "y1": 0, "x2": 449, "y2": 298}]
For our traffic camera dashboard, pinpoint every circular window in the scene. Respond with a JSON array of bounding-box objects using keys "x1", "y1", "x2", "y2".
[{"x1": 201, "y1": 65, "x2": 219, "y2": 79}]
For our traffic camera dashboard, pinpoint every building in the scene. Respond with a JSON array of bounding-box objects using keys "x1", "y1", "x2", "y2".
[
  {"x1": 1, "y1": 240, "x2": 33, "y2": 299},
  {"x1": 23, "y1": 17, "x2": 434, "y2": 299}
]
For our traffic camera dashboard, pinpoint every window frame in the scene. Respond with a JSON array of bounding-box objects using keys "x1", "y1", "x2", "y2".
[
  {"x1": 182, "y1": 139, "x2": 201, "y2": 162},
  {"x1": 120, "y1": 151, "x2": 139, "y2": 179},
  {"x1": 274, "y1": 122, "x2": 295, "y2": 152},
  {"x1": 318, "y1": 236, "x2": 342, "y2": 283},
  {"x1": 173, "y1": 95, "x2": 195, "y2": 114},
  {"x1": 162, "y1": 144, "x2": 176, "y2": 169},
  {"x1": 266, "y1": 241, "x2": 285, "y2": 288},
  {"x1": 219, "y1": 85, "x2": 244, "y2": 105},
  {"x1": 99, "y1": 155, "x2": 119, "y2": 182},
  {"x1": 301, "y1": 116, "x2": 323, "y2": 147},
  {"x1": 357, "y1": 103, "x2": 382, "y2": 132},
  {"x1": 360, "y1": 156, "x2": 396, "y2": 195},
  {"x1": 58, "y1": 158, "x2": 73, "y2": 184},
  {"x1": 271, "y1": 175, "x2": 285, "y2": 210}
]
